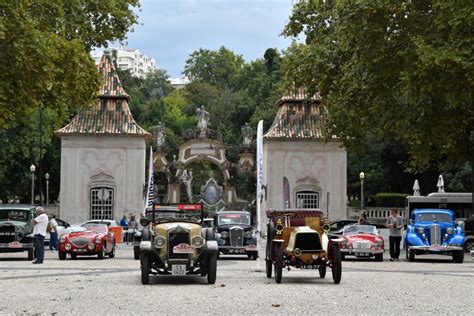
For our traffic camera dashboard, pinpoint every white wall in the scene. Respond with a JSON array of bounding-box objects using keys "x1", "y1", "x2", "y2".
[
  {"x1": 260, "y1": 139, "x2": 347, "y2": 233},
  {"x1": 59, "y1": 135, "x2": 146, "y2": 224}
]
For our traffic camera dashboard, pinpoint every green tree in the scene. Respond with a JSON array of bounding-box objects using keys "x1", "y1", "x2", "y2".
[
  {"x1": 283, "y1": 0, "x2": 473, "y2": 169},
  {"x1": 0, "y1": 0, "x2": 140, "y2": 128}
]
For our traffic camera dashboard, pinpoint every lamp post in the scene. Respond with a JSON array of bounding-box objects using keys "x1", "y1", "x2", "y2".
[
  {"x1": 30, "y1": 164, "x2": 36, "y2": 205},
  {"x1": 359, "y1": 171, "x2": 365, "y2": 210},
  {"x1": 45, "y1": 172, "x2": 50, "y2": 205}
]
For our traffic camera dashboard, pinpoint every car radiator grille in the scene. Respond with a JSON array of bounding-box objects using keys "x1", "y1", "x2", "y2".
[
  {"x1": 229, "y1": 227, "x2": 244, "y2": 247},
  {"x1": 353, "y1": 241, "x2": 371, "y2": 249},
  {"x1": 430, "y1": 224, "x2": 441, "y2": 245},
  {"x1": 70, "y1": 237, "x2": 90, "y2": 247},
  {"x1": 168, "y1": 232, "x2": 189, "y2": 259},
  {"x1": 0, "y1": 225, "x2": 15, "y2": 243},
  {"x1": 295, "y1": 233, "x2": 322, "y2": 251}
]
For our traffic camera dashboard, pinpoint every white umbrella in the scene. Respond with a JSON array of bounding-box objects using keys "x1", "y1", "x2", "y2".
[
  {"x1": 436, "y1": 175, "x2": 445, "y2": 193},
  {"x1": 412, "y1": 179, "x2": 420, "y2": 196}
]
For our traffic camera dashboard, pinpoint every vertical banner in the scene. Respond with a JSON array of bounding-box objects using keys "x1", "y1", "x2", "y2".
[
  {"x1": 256, "y1": 120, "x2": 264, "y2": 236},
  {"x1": 143, "y1": 147, "x2": 154, "y2": 215},
  {"x1": 283, "y1": 176, "x2": 290, "y2": 209}
]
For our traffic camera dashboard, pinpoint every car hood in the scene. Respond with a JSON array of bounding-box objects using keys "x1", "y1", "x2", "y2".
[
  {"x1": 66, "y1": 231, "x2": 103, "y2": 239},
  {"x1": 344, "y1": 234, "x2": 380, "y2": 243},
  {"x1": 155, "y1": 222, "x2": 201, "y2": 236},
  {"x1": 217, "y1": 224, "x2": 252, "y2": 232}
]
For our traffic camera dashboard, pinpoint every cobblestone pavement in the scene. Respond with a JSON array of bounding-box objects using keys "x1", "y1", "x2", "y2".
[{"x1": 0, "y1": 242, "x2": 472, "y2": 315}]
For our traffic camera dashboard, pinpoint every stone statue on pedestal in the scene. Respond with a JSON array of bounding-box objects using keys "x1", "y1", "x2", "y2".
[
  {"x1": 152, "y1": 122, "x2": 166, "y2": 150},
  {"x1": 241, "y1": 122, "x2": 253, "y2": 146},
  {"x1": 180, "y1": 169, "x2": 193, "y2": 202},
  {"x1": 196, "y1": 106, "x2": 210, "y2": 131}
]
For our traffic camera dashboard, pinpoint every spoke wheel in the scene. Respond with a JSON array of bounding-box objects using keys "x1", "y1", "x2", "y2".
[
  {"x1": 331, "y1": 243, "x2": 342, "y2": 284},
  {"x1": 464, "y1": 240, "x2": 474, "y2": 253},
  {"x1": 140, "y1": 253, "x2": 150, "y2": 285},
  {"x1": 274, "y1": 245, "x2": 283, "y2": 284},
  {"x1": 98, "y1": 244, "x2": 106, "y2": 259}
]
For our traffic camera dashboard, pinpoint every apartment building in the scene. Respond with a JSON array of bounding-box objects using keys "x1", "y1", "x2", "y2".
[{"x1": 92, "y1": 48, "x2": 156, "y2": 78}]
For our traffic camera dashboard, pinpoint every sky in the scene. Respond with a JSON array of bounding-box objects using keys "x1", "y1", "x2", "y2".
[{"x1": 118, "y1": 0, "x2": 294, "y2": 78}]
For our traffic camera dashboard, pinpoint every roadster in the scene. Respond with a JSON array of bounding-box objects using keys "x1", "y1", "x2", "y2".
[
  {"x1": 58, "y1": 224, "x2": 115, "y2": 260},
  {"x1": 338, "y1": 224, "x2": 384, "y2": 261}
]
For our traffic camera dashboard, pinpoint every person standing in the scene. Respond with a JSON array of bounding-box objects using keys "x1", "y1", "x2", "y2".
[
  {"x1": 48, "y1": 214, "x2": 59, "y2": 251},
  {"x1": 386, "y1": 208, "x2": 403, "y2": 261},
  {"x1": 127, "y1": 215, "x2": 137, "y2": 244},
  {"x1": 120, "y1": 214, "x2": 128, "y2": 243},
  {"x1": 358, "y1": 211, "x2": 368, "y2": 225},
  {"x1": 32, "y1": 206, "x2": 48, "y2": 264}
]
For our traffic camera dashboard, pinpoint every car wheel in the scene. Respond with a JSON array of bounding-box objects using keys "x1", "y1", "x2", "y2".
[
  {"x1": 265, "y1": 259, "x2": 272, "y2": 279},
  {"x1": 331, "y1": 243, "x2": 342, "y2": 284},
  {"x1": 71, "y1": 253, "x2": 77, "y2": 260},
  {"x1": 341, "y1": 253, "x2": 346, "y2": 261},
  {"x1": 408, "y1": 249, "x2": 415, "y2": 262},
  {"x1": 98, "y1": 244, "x2": 106, "y2": 259},
  {"x1": 134, "y1": 246, "x2": 140, "y2": 260},
  {"x1": 452, "y1": 250, "x2": 464, "y2": 263},
  {"x1": 28, "y1": 248, "x2": 34, "y2": 261},
  {"x1": 252, "y1": 252, "x2": 258, "y2": 260},
  {"x1": 375, "y1": 253, "x2": 383, "y2": 262},
  {"x1": 58, "y1": 250, "x2": 66, "y2": 260},
  {"x1": 319, "y1": 263, "x2": 326, "y2": 279},
  {"x1": 109, "y1": 243, "x2": 115, "y2": 258},
  {"x1": 140, "y1": 253, "x2": 150, "y2": 285},
  {"x1": 274, "y1": 245, "x2": 283, "y2": 284},
  {"x1": 207, "y1": 253, "x2": 217, "y2": 284},
  {"x1": 464, "y1": 240, "x2": 474, "y2": 253}
]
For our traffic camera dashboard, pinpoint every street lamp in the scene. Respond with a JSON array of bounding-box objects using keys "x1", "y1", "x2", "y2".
[
  {"x1": 45, "y1": 172, "x2": 50, "y2": 205},
  {"x1": 30, "y1": 164, "x2": 36, "y2": 205},
  {"x1": 359, "y1": 171, "x2": 365, "y2": 210}
]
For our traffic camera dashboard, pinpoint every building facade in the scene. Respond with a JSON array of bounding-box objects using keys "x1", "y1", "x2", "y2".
[
  {"x1": 260, "y1": 90, "x2": 347, "y2": 233},
  {"x1": 92, "y1": 48, "x2": 156, "y2": 78},
  {"x1": 56, "y1": 52, "x2": 150, "y2": 224}
]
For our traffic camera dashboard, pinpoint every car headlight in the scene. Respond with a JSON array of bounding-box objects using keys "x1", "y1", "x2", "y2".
[
  {"x1": 446, "y1": 227, "x2": 453, "y2": 234},
  {"x1": 154, "y1": 236, "x2": 165, "y2": 248},
  {"x1": 374, "y1": 239, "x2": 383, "y2": 247},
  {"x1": 221, "y1": 231, "x2": 228, "y2": 239},
  {"x1": 88, "y1": 243, "x2": 95, "y2": 250},
  {"x1": 244, "y1": 231, "x2": 253, "y2": 239},
  {"x1": 59, "y1": 236, "x2": 66, "y2": 243},
  {"x1": 339, "y1": 239, "x2": 348, "y2": 247},
  {"x1": 95, "y1": 237, "x2": 101, "y2": 244},
  {"x1": 65, "y1": 243, "x2": 71, "y2": 250},
  {"x1": 192, "y1": 236, "x2": 204, "y2": 248},
  {"x1": 417, "y1": 227, "x2": 424, "y2": 234}
]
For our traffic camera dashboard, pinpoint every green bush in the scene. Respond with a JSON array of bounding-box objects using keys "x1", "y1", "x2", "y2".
[
  {"x1": 348, "y1": 200, "x2": 361, "y2": 207},
  {"x1": 376, "y1": 193, "x2": 408, "y2": 207}
]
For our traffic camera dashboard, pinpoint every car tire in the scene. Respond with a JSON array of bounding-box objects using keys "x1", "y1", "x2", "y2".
[
  {"x1": 319, "y1": 263, "x2": 326, "y2": 279},
  {"x1": 141, "y1": 253, "x2": 150, "y2": 285},
  {"x1": 71, "y1": 253, "x2": 77, "y2": 260},
  {"x1": 59, "y1": 250, "x2": 66, "y2": 260},
  {"x1": 452, "y1": 250, "x2": 464, "y2": 263},
  {"x1": 464, "y1": 240, "x2": 474, "y2": 253},
  {"x1": 274, "y1": 245, "x2": 283, "y2": 284},
  {"x1": 375, "y1": 253, "x2": 383, "y2": 262},
  {"x1": 341, "y1": 253, "x2": 346, "y2": 261},
  {"x1": 408, "y1": 249, "x2": 415, "y2": 262},
  {"x1": 252, "y1": 252, "x2": 258, "y2": 260},
  {"x1": 134, "y1": 246, "x2": 140, "y2": 260},
  {"x1": 109, "y1": 243, "x2": 115, "y2": 258},
  {"x1": 265, "y1": 259, "x2": 272, "y2": 279},
  {"x1": 28, "y1": 248, "x2": 34, "y2": 261},
  {"x1": 98, "y1": 244, "x2": 106, "y2": 259},
  {"x1": 207, "y1": 253, "x2": 217, "y2": 284},
  {"x1": 331, "y1": 243, "x2": 342, "y2": 284}
]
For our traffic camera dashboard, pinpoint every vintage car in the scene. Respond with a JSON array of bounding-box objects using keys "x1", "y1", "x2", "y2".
[
  {"x1": 266, "y1": 209, "x2": 342, "y2": 284},
  {"x1": 338, "y1": 224, "x2": 384, "y2": 261},
  {"x1": 58, "y1": 223, "x2": 115, "y2": 260},
  {"x1": 0, "y1": 205, "x2": 35, "y2": 260},
  {"x1": 139, "y1": 203, "x2": 218, "y2": 285},
  {"x1": 215, "y1": 211, "x2": 258, "y2": 260},
  {"x1": 405, "y1": 209, "x2": 464, "y2": 263}
]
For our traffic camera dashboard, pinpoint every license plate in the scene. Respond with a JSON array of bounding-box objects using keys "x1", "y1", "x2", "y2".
[
  {"x1": 355, "y1": 252, "x2": 369, "y2": 256},
  {"x1": 229, "y1": 248, "x2": 246, "y2": 254},
  {"x1": 73, "y1": 248, "x2": 86, "y2": 252},
  {"x1": 301, "y1": 265, "x2": 319, "y2": 269},
  {"x1": 171, "y1": 264, "x2": 186, "y2": 275}
]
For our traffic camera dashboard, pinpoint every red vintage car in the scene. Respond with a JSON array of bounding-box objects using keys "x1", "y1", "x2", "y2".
[
  {"x1": 58, "y1": 224, "x2": 115, "y2": 260},
  {"x1": 338, "y1": 224, "x2": 384, "y2": 261}
]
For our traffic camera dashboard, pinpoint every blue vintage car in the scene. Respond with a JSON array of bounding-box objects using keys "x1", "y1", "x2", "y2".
[{"x1": 405, "y1": 209, "x2": 464, "y2": 263}]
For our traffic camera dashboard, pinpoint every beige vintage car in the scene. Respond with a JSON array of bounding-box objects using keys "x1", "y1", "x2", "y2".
[{"x1": 139, "y1": 204, "x2": 218, "y2": 284}]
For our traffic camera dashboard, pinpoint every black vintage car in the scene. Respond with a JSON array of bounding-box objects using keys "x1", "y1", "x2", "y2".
[
  {"x1": 215, "y1": 211, "x2": 258, "y2": 260},
  {"x1": 0, "y1": 205, "x2": 35, "y2": 260}
]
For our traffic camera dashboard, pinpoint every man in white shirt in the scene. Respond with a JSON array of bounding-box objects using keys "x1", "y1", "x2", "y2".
[{"x1": 32, "y1": 206, "x2": 48, "y2": 264}]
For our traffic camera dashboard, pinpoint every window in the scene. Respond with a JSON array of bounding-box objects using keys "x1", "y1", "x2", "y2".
[
  {"x1": 90, "y1": 187, "x2": 114, "y2": 220},
  {"x1": 296, "y1": 191, "x2": 319, "y2": 209}
]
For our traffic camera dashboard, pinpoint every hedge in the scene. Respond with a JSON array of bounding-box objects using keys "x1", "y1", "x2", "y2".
[{"x1": 376, "y1": 193, "x2": 408, "y2": 207}]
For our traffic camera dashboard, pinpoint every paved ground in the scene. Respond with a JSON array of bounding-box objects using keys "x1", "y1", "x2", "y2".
[{"x1": 0, "y1": 242, "x2": 472, "y2": 315}]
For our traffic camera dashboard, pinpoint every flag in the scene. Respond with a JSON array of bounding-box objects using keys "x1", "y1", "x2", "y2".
[
  {"x1": 283, "y1": 177, "x2": 290, "y2": 209},
  {"x1": 256, "y1": 120, "x2": 264, "y2": 235},
  {"x1": 143, "y1": 147, "x2": 154, "y2": 215}
]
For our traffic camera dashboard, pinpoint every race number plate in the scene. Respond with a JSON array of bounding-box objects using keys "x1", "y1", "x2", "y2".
[
  {"x1": 229, "y1": 248, "x2": 246, "y2": 254},
  {"x1": 173, "y1": 243, "x2": 194, "y2": 254},
  {"x1": 171, "y1": 264, "x2": 186, "y2": 275}
]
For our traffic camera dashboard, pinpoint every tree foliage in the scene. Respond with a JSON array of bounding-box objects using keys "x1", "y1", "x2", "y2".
[
  {"x1": 0, "y1": 0, "x2": 140, "y2": 128},
  {"x1": 283, "y1": 0, "x2": 473, "y2": 169}
]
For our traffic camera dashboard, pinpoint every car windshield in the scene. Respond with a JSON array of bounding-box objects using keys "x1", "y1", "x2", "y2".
[
  {"x1": 218, "y1": 213, "x2": 251, "y2": 225},
  {"x1": 343, "y1": 224, "x2": 377, "y2": 235},
  {"x1": 82, "y1": 224, "x2": 108, "y2": 234},
  {"x1": 0, "y1": 210, "x2": 29, "y2": 221},
  {"x1": 146, "y1": 204, "x2": 202, "y2": 223},
  {"x1": 416, "y1": 213, "x2": 452, "y2": 223}
]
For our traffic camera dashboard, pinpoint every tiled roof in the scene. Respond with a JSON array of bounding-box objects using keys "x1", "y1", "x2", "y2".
[
  {"x1": 264, "y1": 88, "x2": 327, "y2": 140},
  {"x1": 55, "y1": 53, "x2": 150, "y2": 137}
]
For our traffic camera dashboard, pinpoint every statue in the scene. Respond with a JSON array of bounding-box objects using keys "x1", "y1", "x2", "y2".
[
  {"x1": 196, "y1": 106, "x2": 210, "y2": 130},
  {"x1": 241, "y1": 122, "x2": 253, "y2": 146},
  {"x1": 180, "y1": 169, "x2": 193, "y2": 202},
  {"x1": 152, "y1": 122, "x2": 165, "y2": 149}
]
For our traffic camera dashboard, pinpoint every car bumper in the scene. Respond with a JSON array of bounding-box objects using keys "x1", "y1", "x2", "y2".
[
  {"x1": 340, "y1": 248, "x2": 384, "y2": 255},
  {"x1": 219, "y1": 245, "x2": 258, "y2": 254},
  {"x1": 409, "y1": 245, "x2": 463, "y2": 252},
  {"x1": 0, "y1": 242, "x2": 34, "y2": 250}
]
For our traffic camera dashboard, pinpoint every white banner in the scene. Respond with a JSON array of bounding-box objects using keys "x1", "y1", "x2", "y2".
[
  {"x1": 143, "y1": 147, "x2": 154, "y2": 215},
  {"x1": 256, "y1": 120, "x2": 264, "y2": 235}
]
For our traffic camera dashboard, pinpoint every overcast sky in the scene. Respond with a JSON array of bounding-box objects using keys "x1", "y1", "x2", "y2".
[{"x1": 119, "y1": 0, "x2": 294, "y2": 78}]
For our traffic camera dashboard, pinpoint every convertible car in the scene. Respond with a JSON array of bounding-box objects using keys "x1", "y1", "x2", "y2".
[
  {"x1": 58, "y1": 224, "x2": 115, "y2": 260},
  {"x1": 338, "y1": 224, "x2": 384, "y2": 261}
]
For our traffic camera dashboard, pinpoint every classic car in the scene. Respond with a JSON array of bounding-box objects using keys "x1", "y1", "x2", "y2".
[
  {"x1": 78, "y1": 219, "x2": 123, "y2": 243},
  {"x1": 139, "y1": 203, "x2": 218, "y2": 285},
  {"x1": 215, "y1": 211, "x2": 258, "y2": 260},
  {"x1": 404, "y1": 209, "x2": 464, "y2": 263},
  {"x1": 338, "y1": 224, "x2": 384, "y2": 261},
  {"x1": 0, "y1": 205, "x2": 35, "y2": 260},
  {"x1": 328, "y1": 219, "x2": 385, "y2": 238},
  {"x1": 58, "y1": 223, "x2": 115, "y2": 260},
  {"x1": 265, "y1": 209, "x2": 342, "y2": 284},
  {"x1": 462, "y1": 216, "x2": 474, "y2": 253},
  {"x1": 45, "y1": 218, "x2": 86, "y2": 244}
]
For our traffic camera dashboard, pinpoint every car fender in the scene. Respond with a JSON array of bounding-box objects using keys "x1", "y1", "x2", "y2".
[
  {"x1": 206, "y1": 240, "x2": 218, "y2": 253},
  {"x1": 321, "y1": 232, "x2": 329, "y2": 251},
  {"x1": 447, "y1": 234, "x2": 464, "y2": 245},
  {"x1": 405, "y1": 233, "x2": 426, "y2": 247},
  {"x1": 140, "y1": 241, "x2": 152, "y2": 253}
]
